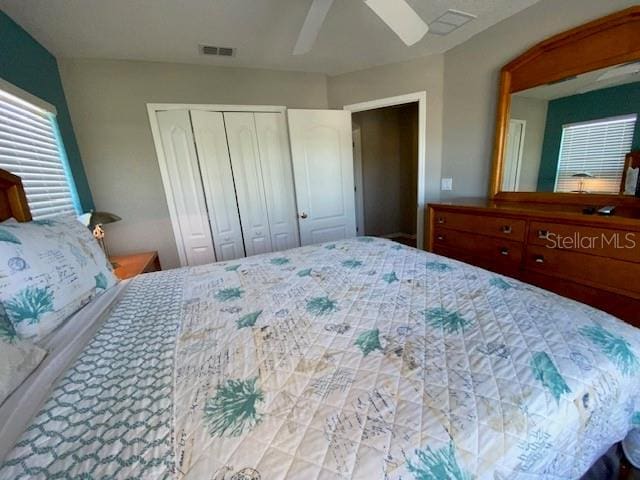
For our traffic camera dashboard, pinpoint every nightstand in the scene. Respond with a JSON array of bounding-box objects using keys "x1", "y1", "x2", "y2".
[{"x1": 109, "y1": 251, "x2": 161, "y2": 280}]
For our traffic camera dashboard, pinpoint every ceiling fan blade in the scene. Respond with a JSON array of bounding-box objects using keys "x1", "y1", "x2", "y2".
[
  {"x1": 293, "y1": 0, "x2": 335, "y2": 55},
  {"x1": 364, "y1": 0, "x2": 428, "y2": 46}
]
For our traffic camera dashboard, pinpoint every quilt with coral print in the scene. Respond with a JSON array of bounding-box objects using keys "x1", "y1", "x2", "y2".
[{"x1": 3, "y1": 237, "x2": 640, "y2": 479}]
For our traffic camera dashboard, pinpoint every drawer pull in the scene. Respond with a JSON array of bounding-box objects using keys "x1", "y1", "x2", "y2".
[
  {"x1": 437, "y1": 217, "x2": 446, "y2": 224},
  {"x1": 436, "y1": 235, "x2": 445, "y2": 241},
  {"x1": 501, "y1": 225, "x2": 513, "y2": 234},
  {"x1": 537, "y1": 229, "x2": 550, "y2": 239},
  {"x1": 534, "y1": 255, "x2": 545, "y2": 264},
  {"x1": 500, "y1": 248, "x2": 509, "y2": 256}
]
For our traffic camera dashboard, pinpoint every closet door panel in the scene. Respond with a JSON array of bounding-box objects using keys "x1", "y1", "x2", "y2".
[
  {"x1": 156, "y1": 110, "x2": 216, "y2": 266},
  {"x1": 190, "y1": 110, "x2": 245, "y2": 261},
  {"x1": 223, "y1": 112, "x2": 273, "y2": 256},
  {"x1": 254, "y1": 112, "x2": 300, "y2": 252}
]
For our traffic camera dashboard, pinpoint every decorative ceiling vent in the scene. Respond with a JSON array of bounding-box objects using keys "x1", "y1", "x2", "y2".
[
  {"x1": 200, "y1": 45, "x2": 235, "y2": 57},
  {"x1": 429, "y1": 9, "x2": 476, "y2": 36}
]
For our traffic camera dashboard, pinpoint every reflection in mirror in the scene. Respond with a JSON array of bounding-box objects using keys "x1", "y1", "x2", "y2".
[{"x1": 503, "y1": 61, "x2": 640, "y2": 195}]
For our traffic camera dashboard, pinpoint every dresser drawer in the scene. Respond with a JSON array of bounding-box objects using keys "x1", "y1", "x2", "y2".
[
  {"x1": 528, "y1": 221, "x2": 640, "y2": 263},
  {"x1": 433, "y1": 227, "x2": 523, "y2": 275},
  {"x1": 432, "y1": 210, "x2": 525, "y2": 241},
  {"x1": 525, "y1": 244, "x2": 640, "y2": 297}
]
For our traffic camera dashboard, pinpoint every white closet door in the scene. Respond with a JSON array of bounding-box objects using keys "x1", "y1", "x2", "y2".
[
  {"x1": 254, "y1": 112, "x2": 300, "y2": 251},
  {"x1": 191, "y1": 110, "x2": 245, "y2": 261},
  {"x1": 287, "y1": 109, "x2": 356, "y2": 245},
  {"x1": 156, "y1": 110, "x2": 216, "y2": 266},
  {"x1": 224, "y1": 112, "x2": 273, "y2": 256}
]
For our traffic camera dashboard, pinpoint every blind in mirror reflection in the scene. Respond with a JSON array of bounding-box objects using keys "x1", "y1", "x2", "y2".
[{"x1": 555, "y1": 114, "x2": 636, "y2": 194}]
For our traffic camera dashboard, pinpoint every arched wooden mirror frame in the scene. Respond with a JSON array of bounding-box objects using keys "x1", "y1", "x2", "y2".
[{"x1": 489, "y1": 6, "x2": 640, "y2": 206}]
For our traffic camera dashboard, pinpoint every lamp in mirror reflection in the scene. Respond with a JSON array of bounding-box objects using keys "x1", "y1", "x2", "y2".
[
  {"x1": 571, "y1": 172, "x2": 594, "y2": 193},
  {"x1": 78, "y1": 211, "x2": 121, "y2": 257}
]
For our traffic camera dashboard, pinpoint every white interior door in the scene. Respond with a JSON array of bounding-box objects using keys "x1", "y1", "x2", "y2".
[
  {"x1": 190, "y1": 110, "x2": 245, "y2": 261},
  {"x1": 156, "y1": 110, "x2": 216, "y2": 265},
  {"x1": 287, "y1": 109, "x2": 356, "y2": 245},
  {"x1": 224, "y1": 112, "x2": 273, "y2": 256},
  {"x1": 254, "y1": 112, "x2": 300, "y2": 251}
]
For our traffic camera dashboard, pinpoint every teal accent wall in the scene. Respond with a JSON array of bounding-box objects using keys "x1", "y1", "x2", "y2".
[
  {"x1": 537, "y1": 81, "x2": 640, "y2": 191},
  {"x1": 0, "y1": 11, "x2": 94, "y2": 211}
]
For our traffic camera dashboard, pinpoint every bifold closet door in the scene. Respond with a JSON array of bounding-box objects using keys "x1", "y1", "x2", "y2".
[
  {"x1": 190, "y1": 110, "x2": 245, "y2": 261},
  {"x1": 156, "y1": 110, "x2": 216, "y2": 266},
  {"x1": 223, "y1": 112, "x2": 273, "y2": 256},
  {"x1": 253, "y1": 113, "x2": 300, "y2": 251}
]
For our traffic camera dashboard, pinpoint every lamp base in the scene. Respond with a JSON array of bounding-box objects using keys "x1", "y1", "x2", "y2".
[
  {"x1": 97, "y1": 236, "x2": 115, "y2": 266},
  {"x1": 97, "y1": 237, "x2": 107, "y2": 255}
]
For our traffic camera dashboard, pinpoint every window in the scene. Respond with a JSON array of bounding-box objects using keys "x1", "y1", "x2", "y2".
[
  {"x1": 555, "y1": 114, "x2": 637, "y2": 194},
  {"x1": 0, "y1": 84, "x2": 80, "y2": 219}
]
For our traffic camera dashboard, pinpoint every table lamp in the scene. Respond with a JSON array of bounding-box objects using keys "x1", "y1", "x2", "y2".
[
  {"x1": 572, "y1": 172, "x2": 593, "y2": 193},
  {"x1": 78, "y1": 211, "x2": 121, "y2": 257}
]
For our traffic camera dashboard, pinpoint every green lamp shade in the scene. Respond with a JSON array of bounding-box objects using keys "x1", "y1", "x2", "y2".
[{"x1": 79, "y1": 211, "x2": 121, "y2": 227}]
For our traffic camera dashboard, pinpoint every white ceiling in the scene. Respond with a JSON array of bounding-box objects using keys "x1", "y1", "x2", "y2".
[{"x1": 0, "y1": 0, "x2": 540, "y2": 76}]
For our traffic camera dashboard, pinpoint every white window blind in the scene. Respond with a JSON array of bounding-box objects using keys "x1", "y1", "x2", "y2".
[
  {"x1": 0, "y1": 87, "x2": 79, "y2": 219},
  {"x1": 555, "y1": 114, "x2": 637, "y2": 194}
]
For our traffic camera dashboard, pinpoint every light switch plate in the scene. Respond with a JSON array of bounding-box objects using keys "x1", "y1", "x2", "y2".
[{"x1": 441, "y1": 178, "x2": 453, "y2": 191}]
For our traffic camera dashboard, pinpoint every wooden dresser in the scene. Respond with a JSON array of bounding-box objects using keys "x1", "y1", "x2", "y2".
[{"x1": 426, "y1": 200, "x2": 640, "y2": 325}]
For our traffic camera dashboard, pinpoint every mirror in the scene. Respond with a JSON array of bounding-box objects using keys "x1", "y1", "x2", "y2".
[
  {"x1": 503, "y1": 62, "x2": 640, "y2": 194},
  {"x1": 490, "y1": 6, "x2": 640, "y2": 204}
]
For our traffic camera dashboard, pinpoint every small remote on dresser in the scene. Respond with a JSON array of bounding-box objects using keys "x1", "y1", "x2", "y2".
[{"x1": 597, "y1": 205, "x2": 616, "y2": 216}]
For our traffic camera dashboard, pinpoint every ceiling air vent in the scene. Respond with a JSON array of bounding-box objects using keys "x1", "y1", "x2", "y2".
[
  {"x1": 200, "y1": 45, "x2": 235, "y2": 57},
  {"x1": 429, "y1": 9, "x2": 476, "y2": 36}
]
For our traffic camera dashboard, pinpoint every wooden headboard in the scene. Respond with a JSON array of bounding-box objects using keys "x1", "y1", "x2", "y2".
[{"x1": 0, "y1": 169, "x2": 32, "y2": 222}]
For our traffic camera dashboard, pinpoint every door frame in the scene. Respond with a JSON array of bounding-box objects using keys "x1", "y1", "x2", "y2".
[
  {"x1": 147, "y1": 103, "x2": 286, "y2": 266},
  {"x1": 343, "y1": 92, "x2": 427, "y2": 249},
  {"x1": 503, "y1": 119, "x2": 526, "y2": 191}
]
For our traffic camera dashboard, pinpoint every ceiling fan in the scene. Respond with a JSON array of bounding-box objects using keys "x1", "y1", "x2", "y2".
[{"x1": 293, "y1": 0, "x2": 429, "y2": 55}]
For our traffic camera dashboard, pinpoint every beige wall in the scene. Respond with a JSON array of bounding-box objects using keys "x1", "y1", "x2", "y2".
[
  {"x1": 327, "y1": 55, "x2": 444, "y2": 205},
  {"x1": 59, "y1": 58, "x2": 328, "y2": 269},
  {"x1": 509, "y1": 95, "x2": 548, "y2": 191},
  {"x1": 353, "y1": 104, "x2": 418, "y2": 237},
  {"x1": 441, "y1": 0, "x2": 638, "y2": 199}
]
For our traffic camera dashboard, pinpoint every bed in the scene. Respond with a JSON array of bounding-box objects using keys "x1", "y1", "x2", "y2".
[{"x1": 1, "y1": 169, "x2": 640, "y2": 479}]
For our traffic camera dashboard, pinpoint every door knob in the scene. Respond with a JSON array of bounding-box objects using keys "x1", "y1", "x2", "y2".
[{"x1": 299, "y1": 212, "x2": 308, "y2": 219}]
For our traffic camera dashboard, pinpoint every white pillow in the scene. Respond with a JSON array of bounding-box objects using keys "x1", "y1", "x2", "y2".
[
  {"x1": 0, "y1": 304, "x2": 46, "y2": 405},
  {"x1": 0, "y1": 215, "x2": 118, "y2": 341}
]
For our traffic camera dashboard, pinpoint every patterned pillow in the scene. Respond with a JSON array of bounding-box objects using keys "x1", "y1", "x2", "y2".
[
  {"x1": 0, "y1": 304, "x2": 46, "y2": 405},
  {"x1": 0, "y1": 216, "x2": 118, "y2": 341}
]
